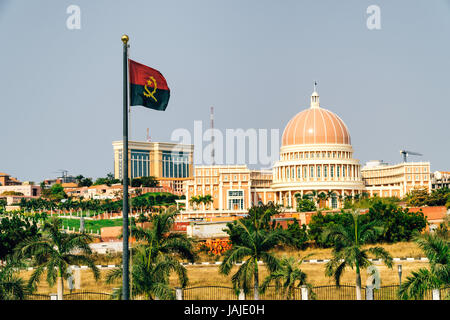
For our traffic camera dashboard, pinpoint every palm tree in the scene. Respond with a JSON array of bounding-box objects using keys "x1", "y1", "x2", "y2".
[
  {"x1": 15, "y1": 217, "x2": 100, "y2": 300},
  {"x1": 106, "y1": 245, "x2": 188, "y2": 300},
  {"x1": 131, "y1": 207, "x2": 196, "y2": 263},
  {"x1": 323, "y1": 209, "x2": 393, "y2": 300},
  {"x1": 260, "y1": 255, "x2": 314, "y2": 300},
  {"x1": 202, "y1": 194, "x2": 213, "y2": 210},
  {"x1": 0, "y1": 262, "x2": 29, "y2": 300},
  {"x1": 107, "y1": 207, "x2": 195, "y2": 299},
  {"x1": 317, "y1": 192, "x2": 327, "y2": 208},
  {"x1": 398, "y1": 233, "x2": 449, "y2": 300},
  {"x1": 219, "y1": 205, "x2": 290, "y2": 300}
]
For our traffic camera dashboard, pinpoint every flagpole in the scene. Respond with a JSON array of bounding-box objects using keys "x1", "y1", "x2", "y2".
[{"x1": 121, "y1": 34, "x2": 130, "y2": 300}]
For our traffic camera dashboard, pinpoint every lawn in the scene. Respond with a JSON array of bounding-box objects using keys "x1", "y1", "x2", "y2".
[{"x1": 60, "y1": 218, "x2": 123, "y2": 233}]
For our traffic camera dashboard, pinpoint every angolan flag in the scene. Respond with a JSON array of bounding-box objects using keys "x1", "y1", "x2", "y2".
[{"x1": 129, "y1": 59, "x2": 170, "y2": 111}]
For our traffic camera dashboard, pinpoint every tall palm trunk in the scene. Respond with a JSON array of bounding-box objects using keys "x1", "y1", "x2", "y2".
[
  {"x1": 57, "y1": 274, "x2": 64, "y2": 300},
  {"x1": 355, "y1": 266, "x2": 362, "y2": 300},
  {"x1": 254, "y1": 259, "x2": 259, "y2": 300}
]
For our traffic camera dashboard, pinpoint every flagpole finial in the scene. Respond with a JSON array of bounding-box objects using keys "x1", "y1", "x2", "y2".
[{"x1": 121, "y1": 34, "x2": 129, "y2": 44}]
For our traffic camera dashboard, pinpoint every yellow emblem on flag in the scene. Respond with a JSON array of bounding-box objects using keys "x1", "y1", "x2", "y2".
[{"x1": 143, "y1": 76, "x2": 157, "y2": 102}]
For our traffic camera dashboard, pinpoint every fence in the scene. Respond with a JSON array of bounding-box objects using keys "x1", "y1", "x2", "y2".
[
  {"x1": 313, "y1": 284, "x2": 365, "y2": 300},
  {"x1": 21, "y1": 285, "x2": 449, "y2": 300},
  {"x1": 24, "y1": 293, "x2": 51, "y2": 300},
  {"x1": 183, "y1": 286, "x2": 238, "y2": 300},
  {"x1": 63, "y1": 291, "x2": 112, "y2": 300}
]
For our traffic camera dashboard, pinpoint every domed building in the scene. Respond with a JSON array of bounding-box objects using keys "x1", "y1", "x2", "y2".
[{"x1": 271, "y1": 87, "x2": 365, "y2": 209}]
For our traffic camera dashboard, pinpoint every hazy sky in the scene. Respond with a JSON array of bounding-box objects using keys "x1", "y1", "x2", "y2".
[{"x1": 1, "y1": 0, "x2": 450, "y2": 183}]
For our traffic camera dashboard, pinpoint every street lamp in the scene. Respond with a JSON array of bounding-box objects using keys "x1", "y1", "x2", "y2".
[{"x1": 398, "y1": 264, "x2": 402, "y2": 287}]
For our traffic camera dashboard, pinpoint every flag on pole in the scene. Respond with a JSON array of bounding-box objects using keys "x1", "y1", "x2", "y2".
[{"x1": 129, "y1": 59, "x2": 170, "y2": 111}]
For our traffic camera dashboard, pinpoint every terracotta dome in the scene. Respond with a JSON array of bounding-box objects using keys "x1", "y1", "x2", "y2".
[{"x1": 282, "y1": 92, "x2": 351, "y2": 146}]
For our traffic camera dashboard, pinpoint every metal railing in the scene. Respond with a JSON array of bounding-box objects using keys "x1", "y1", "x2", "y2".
[
  {"x1": 183, "y1": 286, "x2": 238, "y2": 300},
  {"x1": 21, "y1": 285, "x2": 449, "y2": 300}
]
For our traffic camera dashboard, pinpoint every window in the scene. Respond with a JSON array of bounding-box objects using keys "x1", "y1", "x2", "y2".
[
  {"x1": 304, "y1": 167, "x2": 307, "y2": 178},
  {"x1": 317, "y1": 165, "x2": 321, "y2": 178},
  {"x1": 130, "y1": 149, "x2": 150, "y2": 179},
  {"x1": 331, "y1": 196, "x2": 337, "y2": 209},
  {"x1": 162, "y1": 150, "x2": 190, "y2": 178},
  {"x1": 214, "y1": 186, "x2": 218, "y2": 190},
  {"x1": 297, "y1": 167, "x2": 301, "y2": 179},
  {"x1": 224, "y1": 175, "x2": 228, "y2": 181},
  {"x1": 324, "y1": 165, "x2": 328, "y2": 177},
  {"x1": 227, "y1": 190, "x2": 244, "y2": 210},
  {"x1": 337, "y1": 165, "x2": 340, "y2": 177},
  {"x1": 343, "y1": 166, "x2": 346, "y2": 177},
  {"x1": 331, "y1": 166, "x2": 334, "y2": 178},
  {"x1": 206, "y1": 178, "x2": 209, "y2": 184},
  {"x1": 206, "y1": 186, "x2": 210, "y2": 191},
  {"x1": 292, "y1": 167, "x2": 295, "y2": 179},
  {"x1": 214, "y1": 178, "x2": 218, "y2": 183},
  {"x1": 234, "y1": 175, "x2": 238, "y2": 181},
  {"x1": 310, "y1": 166, "x2": 314, "y2": 178}
]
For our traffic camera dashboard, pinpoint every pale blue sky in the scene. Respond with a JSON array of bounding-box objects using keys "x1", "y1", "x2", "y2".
[{"x1": 1, "y1": 0, "x2": 449, "y2": 182}]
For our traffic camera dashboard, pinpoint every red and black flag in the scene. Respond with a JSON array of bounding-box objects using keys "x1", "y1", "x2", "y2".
[{"x1": 129, "y1": 59, "x2": 170, "y2": 111}]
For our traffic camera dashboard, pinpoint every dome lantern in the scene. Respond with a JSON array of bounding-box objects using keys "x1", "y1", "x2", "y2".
[{"x1": 310, "y1": 81, "x2": 320, "y2": 108}]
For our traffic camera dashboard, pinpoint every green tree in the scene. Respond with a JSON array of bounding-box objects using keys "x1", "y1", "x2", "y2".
[
  {"x1": 323, "y1": 210, "x2": 393, "y2": 300},
  {"x1": 367, "y1": 200, "x2": 427, "y2": 242},
  {"x1": 107, "y1": 208, "x2": 195, "y2": 299},
  {"x1": 285, "y1": 219, "x2": 308, "y2": 250},
  {"x1": 93, "y1": 177, "x2": 109, "y2": 186},
  {"x1": 296, "y1": 198, "x2": 317, "y2": 212},
  {"x1": 140, "y1": 176, "x2": 158, "y2": 188},
  {"x1": 0, "y1": 199, "x2": 6, "y2": 212},
  {"x1": 260, "y1": 255, "x2": 314, "y2": 300},
  {"x1": 398, "y1": 233, "x2": 449, "y2": 300},
  {"x1": 0, "y1": 262, "x2": 29, "y2": 300},
  {"x1": 131, "y1": 178, "x2": 142, "y2": 188},
  {"x1": 48, "y1": 183, "x2": 67, "y2": 201},
  {"x1": 16, "y1": 217, "x2": 100, "y2": 300},
  {"x1": 220, "y1": 204, "x2": 290, "y2": 300},
  {"x1": 0, "y1": 215, "x2": 40, "y2": 261}
]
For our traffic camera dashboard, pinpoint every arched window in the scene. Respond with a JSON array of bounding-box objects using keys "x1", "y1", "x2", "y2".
[
  {"x1": 324, "y1": 165, "x2": 328, "y2": 177},
  {"x1": 317, "y1": 165, "x2": 321, "y2": 178},
  {"x1": 331, "y1": 166, "x2": 334, "y2": 178},
  {"x1": 310, "y1": 166, "x2": 314, "y2": 178},
  {"x1": 337, "y1": 165, "x2": 340, "y2": 177},
  {"x1": 297, "y1": 167, "x2": 301, "y2": 179},
  {"x1": 331, "y1": 196, "x2": 338, "y2": 209}
]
